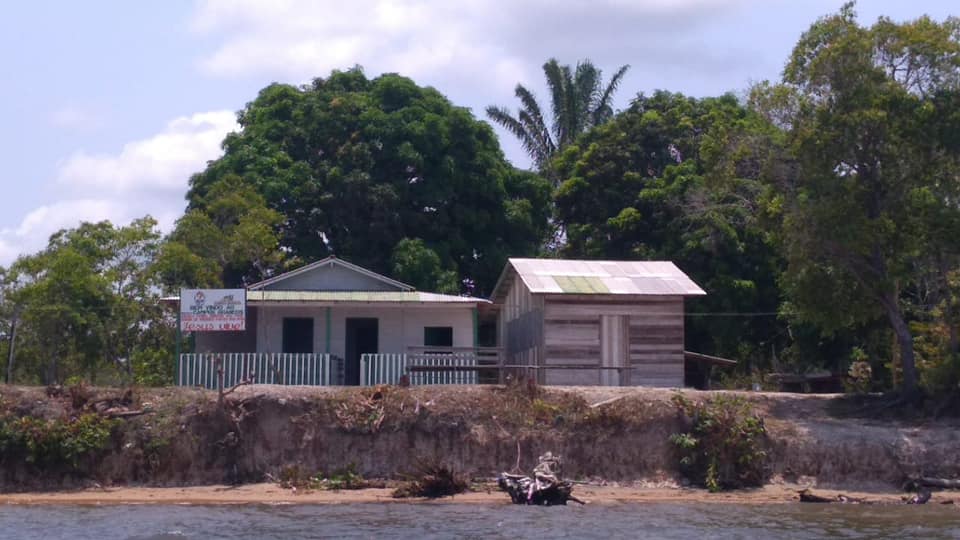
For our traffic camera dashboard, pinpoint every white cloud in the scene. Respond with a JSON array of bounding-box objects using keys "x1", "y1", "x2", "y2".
[
  {"x1": 189, "y1": 0, "x2": 746, "y2": 92},
  {"x1": 56, "y1": 111, "x2": 237, "y2": 193},
  {"x1": 0, "y1": 111, "x2": 238, "y2": 265},
  {"x1": 0, "y1": 199, "x2": 125, "y2": 265}
]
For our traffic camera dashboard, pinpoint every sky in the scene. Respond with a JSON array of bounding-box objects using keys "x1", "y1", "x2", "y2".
[{"x1": 0, "y1": 0, "x2": 955, "y2": 265}]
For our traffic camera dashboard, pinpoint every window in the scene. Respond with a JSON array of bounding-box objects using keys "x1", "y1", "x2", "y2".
[
  {"x1": 282, "y1": 318, "x2": 314, "y2": 354},
  {"x1": 424, "y1": 326, "x2": 453, "y2": 348}
]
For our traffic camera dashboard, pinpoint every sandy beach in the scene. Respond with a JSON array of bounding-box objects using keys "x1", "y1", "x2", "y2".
[{"x1": 0, "y1": 482, "x2": 943, "y2": 506}]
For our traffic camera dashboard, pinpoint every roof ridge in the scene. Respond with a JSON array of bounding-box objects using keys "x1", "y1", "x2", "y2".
[{"x1": 246, "y1": 256, "x2": 414, "y2": 291}]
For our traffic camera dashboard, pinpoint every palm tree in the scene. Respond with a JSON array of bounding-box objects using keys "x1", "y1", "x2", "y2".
[{"x1": 486, "y1": 58, "x2": 630, "y2": 175}]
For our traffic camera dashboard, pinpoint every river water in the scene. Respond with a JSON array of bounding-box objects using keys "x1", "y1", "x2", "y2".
[{"x1": 1, "y1": 502, "x2": 958, "y2": 539}]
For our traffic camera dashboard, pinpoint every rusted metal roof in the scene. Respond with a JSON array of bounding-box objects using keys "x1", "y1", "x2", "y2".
[
  {"x1": 246, "y1": 290, "x2": 488, "y2": 304},
  {"x1": 492, "y1": 258, "x2": 706, "y2": 301}
]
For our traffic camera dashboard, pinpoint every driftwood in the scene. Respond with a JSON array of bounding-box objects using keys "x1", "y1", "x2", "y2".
[
  {"x1": 798, "y1": 489, "x2": 837, "y2": 503},
  {"x1": 798, "y1": 489, "x2": 871, "y2": 504},
  {"x1": 799, "y1": 488, "x2": 936, "y2": 505},
  {"x1": 498, "y1": 452, "x2": 585, "y2": 506},
  {"x1": 906, "y1": 488, "x2": 932, "y2": 505}
]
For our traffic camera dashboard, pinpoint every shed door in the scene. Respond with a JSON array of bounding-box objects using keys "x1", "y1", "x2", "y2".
[{"x1": 600, "y1": 315, "x2": 629, "y2": 386}]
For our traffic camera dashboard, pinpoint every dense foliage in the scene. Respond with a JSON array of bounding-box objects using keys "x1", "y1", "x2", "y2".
[
  {"x1": 0, "y1": 410, "x2": 117, "y2": 469},
  {"x1": 1, "y1": 219, "x2": 174, "y2": 385},
  {"x1": 752, "y1": 3, "x2": 960, "y2": 394},
  {"x1": 186, "y1": 68, "x2": 551, "y2": 295},
  {"x1": 552, "y1": 91, "x2": 785, "y2": 365}
]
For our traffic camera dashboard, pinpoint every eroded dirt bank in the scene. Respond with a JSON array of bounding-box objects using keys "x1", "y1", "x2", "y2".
[{"x1": 1, "y1": 384, "x2": 958, "y2": 493}]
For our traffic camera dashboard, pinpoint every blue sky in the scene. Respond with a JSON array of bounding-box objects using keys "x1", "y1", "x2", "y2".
[{"x1": 0, "y1": 0, "x2": 955, "y2": 264}]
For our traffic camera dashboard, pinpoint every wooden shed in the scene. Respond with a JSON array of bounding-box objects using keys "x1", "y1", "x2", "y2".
[{"x1": 490, "y1": 258, "x2": 706, "y2": 387}]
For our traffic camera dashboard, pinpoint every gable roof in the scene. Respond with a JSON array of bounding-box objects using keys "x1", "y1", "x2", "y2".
[
  {"x1": 247, "y1": 256, "x2": 414, "y2": 292},
  {"x1": 491, "y1": 258, "x2": 706, "y2": 303}
]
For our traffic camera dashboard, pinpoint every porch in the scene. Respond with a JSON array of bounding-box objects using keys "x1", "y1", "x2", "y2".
[{"x1": 177, "y1": 347, "x2": 507, "y2": 388}]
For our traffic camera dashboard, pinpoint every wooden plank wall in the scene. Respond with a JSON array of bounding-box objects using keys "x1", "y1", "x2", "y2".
[
  {"x1": 627, "y1": 296, "x2": 684, "y2": 387},
  {"x1": 500, "y1": 274, "x2": 544, "y2": 368},
  {"x1": 543, "y1": 295, "x2": 684, "y2": 387}
]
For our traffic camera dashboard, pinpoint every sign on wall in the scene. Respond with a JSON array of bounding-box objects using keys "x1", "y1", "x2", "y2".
[{"x1": 180, "y1": 289, "x2": 246, "y2": 332}]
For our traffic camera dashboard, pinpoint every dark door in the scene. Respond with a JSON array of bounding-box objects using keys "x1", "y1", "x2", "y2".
[
  {"x1": 282, "y1": 318, "x2": 314, "y2": 353},
  {"x1": 345, "y1": 318, "x2": 378, "y2": 385}
]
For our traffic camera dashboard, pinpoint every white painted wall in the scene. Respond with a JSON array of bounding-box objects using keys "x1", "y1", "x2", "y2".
[{"x1": 255, "y1": 304, "x2": 475, "y2": 356}]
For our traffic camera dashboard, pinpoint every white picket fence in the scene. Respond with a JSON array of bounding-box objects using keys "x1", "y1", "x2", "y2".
[
  {"x1": 360, "y1": 353, "x2": 478, "y2": 385},
  {"x1": 177, "y1": 353, "x2": 343, "y2": 389}
]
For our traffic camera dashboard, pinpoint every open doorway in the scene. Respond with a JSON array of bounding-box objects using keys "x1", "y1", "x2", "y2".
[{"x1": 345, "y1": 318, "x2": 378, "y2": 385}]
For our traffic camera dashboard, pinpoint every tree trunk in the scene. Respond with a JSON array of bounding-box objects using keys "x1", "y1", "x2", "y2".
[
  {"x1": 5, "y1": 315, "x2": 16, "y2": 384},
  {"x1": 881, "y1": 291, "x2": 917, "y2": 396},
  {"x1": 937, "y1": 256, "x2": 959, "y2": 356}
]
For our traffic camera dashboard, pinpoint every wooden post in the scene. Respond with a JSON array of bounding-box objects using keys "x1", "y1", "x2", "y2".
[
  {"x1": 498, "y1": 348, "x2": 505, "y2": 385},
  {"x1": 472, "y1": 307, "x2": 479, "y2": 348},
  {"x1": 325, "y1": 307, "x2": 331, "y2": 353},
  {"x1": 175, "y1": 301, "x2": 182, "y2": 383}
]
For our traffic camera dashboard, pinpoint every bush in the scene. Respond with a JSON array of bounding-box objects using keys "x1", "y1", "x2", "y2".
[
  {"x1": 670, "y1": 393, "x2": 767, "y2": 492},
  {"x1": 0, "y1": 413, "x2": 117, "y2": 469},
  {"x1": 392, "y1": 459, "x2": 468, "y2": 499}
]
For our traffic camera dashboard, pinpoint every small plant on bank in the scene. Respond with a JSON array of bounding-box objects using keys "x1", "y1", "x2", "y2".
[
  {"x1": 277, "y1": 463, "x2": 374, "y2": 491},
  {"x1": 670, "y1": 393, "x2": 767, "y2": 492},
  {"x1": 315, "y1": 463, "x2": 370, "y2": 490},
  {"x1": 844, "y1": 347, "x2": 873, "y2": 394}
]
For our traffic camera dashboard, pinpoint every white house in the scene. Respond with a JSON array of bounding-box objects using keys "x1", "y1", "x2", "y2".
[{"x1": 183, "y1": 256, "x2": 488, "y2": 386}]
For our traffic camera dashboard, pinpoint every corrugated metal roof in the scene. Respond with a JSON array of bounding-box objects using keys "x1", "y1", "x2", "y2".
[
  {"x1": 504, "y1": 258, "x2": 706, "y2": 296},
  {"x1": 246, "y1": 290, "x2": 488, "y2": 304}
]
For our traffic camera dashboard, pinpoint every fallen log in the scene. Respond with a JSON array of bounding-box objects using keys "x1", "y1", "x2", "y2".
[
  {"x1": 798, "y1": 489, "x2": 833, "y2": 503},
  {"x1": 917, "y1": 477, "x2": 960, "y2": 490},
  {"x1": 798, "y1": 490, "x2": 870, "y2": 504}
]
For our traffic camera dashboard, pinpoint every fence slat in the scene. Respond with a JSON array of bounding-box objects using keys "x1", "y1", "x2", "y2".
[
  {"x1": 177, "y1": 352, "x2": 492, "y2": 389},
  {"x1": 178, "y1": 353, "x2": 345, "y2": 389}
]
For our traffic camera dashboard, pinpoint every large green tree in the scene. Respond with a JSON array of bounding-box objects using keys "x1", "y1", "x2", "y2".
[
  {"x1": 753, "y1": 3, "x2": 960, "y2": 394},
  {"x1": 187, "y1": 68, "x2": 550, "y2": 295},
  {"x1": 553, "y1": 91, "x2": 785, "y2": 364},
  {"x1": 6, "y1": 218, "x2": 171, "y2": 384},
  {"x1": 486, "y1": 58, "x2": 630, "y2": 175}
]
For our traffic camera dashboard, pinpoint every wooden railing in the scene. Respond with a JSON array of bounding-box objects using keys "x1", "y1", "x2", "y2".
[
  {"x1": 177, "y1": 353, "x2": 344, "y2": 389},
  {"x1": 405, "y1": 346, "x2": 504, "y2": 384},
  {"x1": 358, "y1": 348, "x2": 503, "y2": 386}
]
